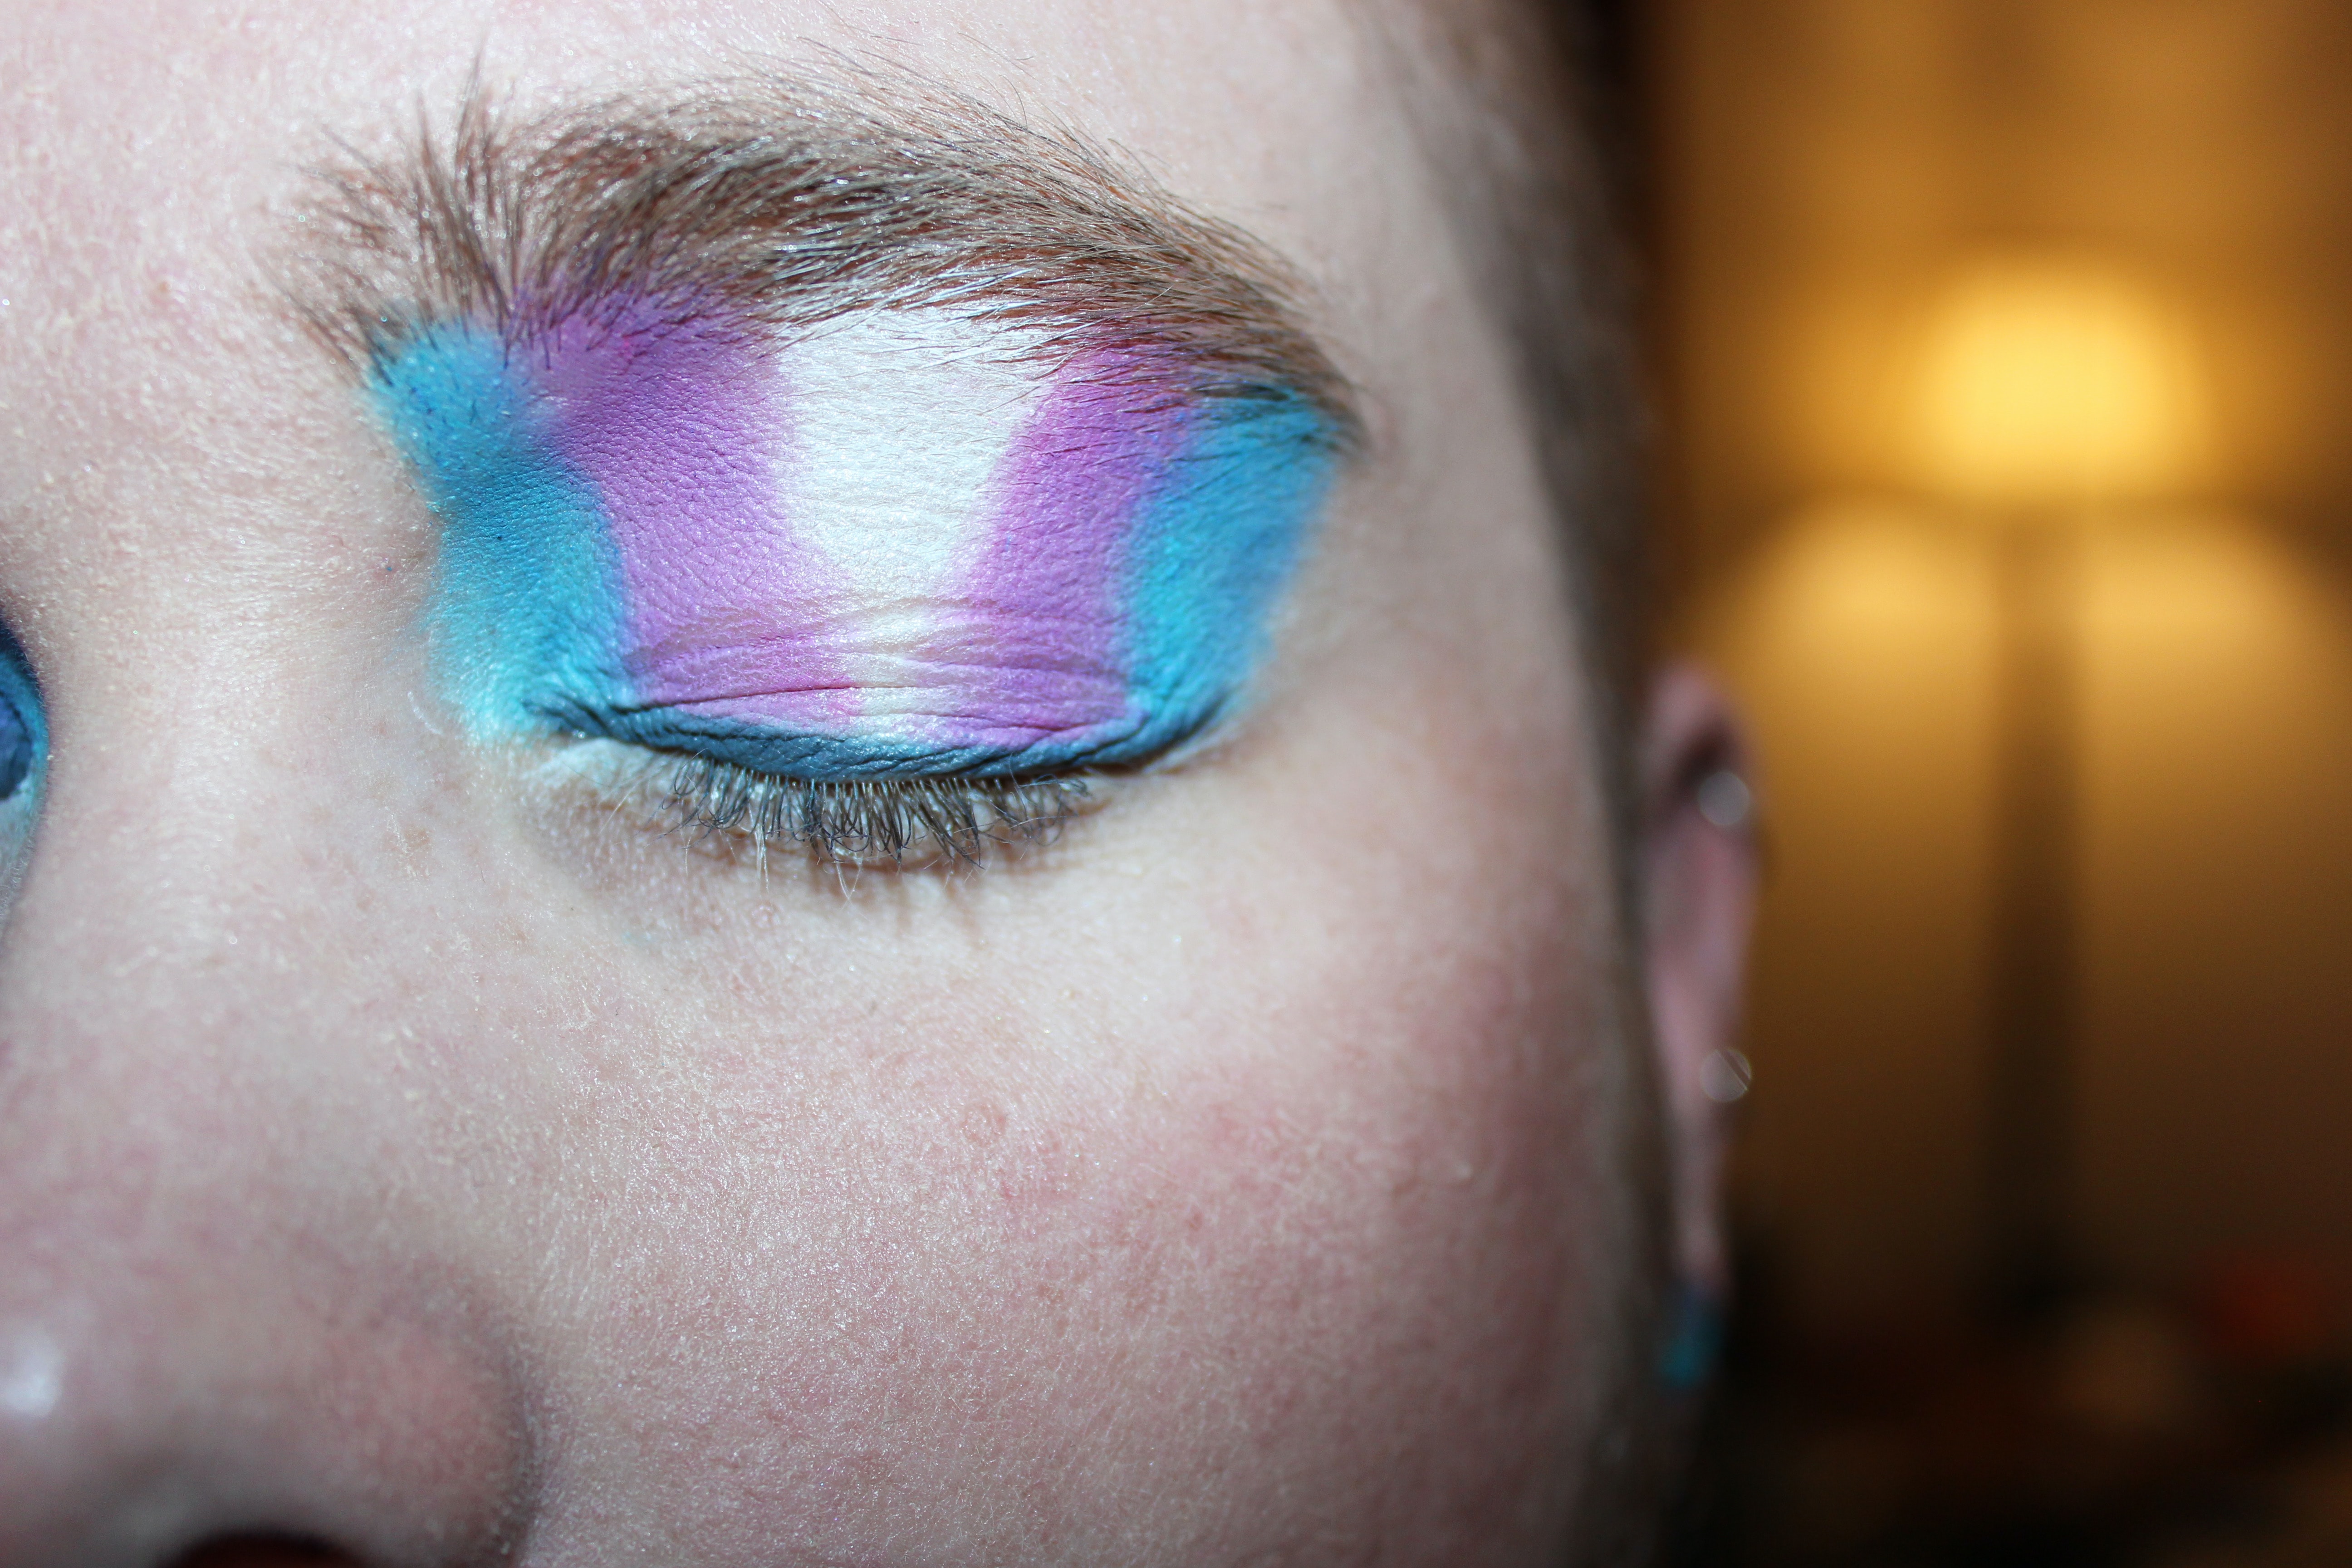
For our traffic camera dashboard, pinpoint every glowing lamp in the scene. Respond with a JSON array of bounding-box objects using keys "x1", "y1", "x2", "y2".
[
  {"x1": 1908, "y1": 254, "x2": 2215, "y2": 1320},
  {"x1": 1913, "y1": 255, "x2": 2209, "y2": 509}
]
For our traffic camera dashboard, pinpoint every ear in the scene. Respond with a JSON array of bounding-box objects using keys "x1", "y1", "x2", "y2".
[{"x1": 1639, "y1": 662, "x2": 1760, "y2": 1299}]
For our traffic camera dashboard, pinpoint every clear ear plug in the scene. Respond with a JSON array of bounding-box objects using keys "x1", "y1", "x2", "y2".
[
  {"x1": 1695, "y1": 768, "x2": 1753, "y2": 833},
  {"x1": 1700, "y1": 1047, "x2": 1753, "y2": 1105}
]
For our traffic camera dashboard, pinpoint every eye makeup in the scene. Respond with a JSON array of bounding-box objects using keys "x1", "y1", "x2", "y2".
[
  {"x1": 372, "y1": 304, "x2": 1345, "y2": 794},
  {"x1": 0, "y1": 632, "x2": 46, "y2": 900}
]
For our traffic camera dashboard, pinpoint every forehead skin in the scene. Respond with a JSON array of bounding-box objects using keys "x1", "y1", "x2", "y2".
[{"x1": 0, "y1": 2, "x2": 1632, "y2": 1564}]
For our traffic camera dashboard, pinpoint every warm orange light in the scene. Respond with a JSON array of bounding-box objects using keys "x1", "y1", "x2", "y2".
[{"x1": 1912, "y1": 256, "x2": 2210, "y2": 508}]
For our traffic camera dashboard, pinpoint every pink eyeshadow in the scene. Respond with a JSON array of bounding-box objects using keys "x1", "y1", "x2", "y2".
[
  {"x1": 921, "y1": 358, "x2": 1184, "y2": 750},
  {"x1": 533, "y1": 312, "x2": 859, "y2": 732}
]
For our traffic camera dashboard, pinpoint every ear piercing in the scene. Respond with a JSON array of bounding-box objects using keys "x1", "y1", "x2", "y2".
[
  {"x1": 1701, "y1": 1047, "x2": 1753, "y2": 1105},
  {"x1": 1695, "y1": 768, "x2": 1753, "y2": 831},
  {"x1": 1656, "y1": 1280, "x2": 1727, "y2": 1392}
]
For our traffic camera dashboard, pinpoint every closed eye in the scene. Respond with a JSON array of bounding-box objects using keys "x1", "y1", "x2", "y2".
[{"x1": 315, "y1": 76, "x2": 1357, "y2": 870}]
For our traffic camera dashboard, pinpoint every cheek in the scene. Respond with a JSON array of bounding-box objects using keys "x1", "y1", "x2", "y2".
[
  {"x1": 505, "y1": 661, "x2": 1619, "y2": 1556},
  {"x1": 1052, "y1": 901, "x2": 1607, "y2": 1543}
]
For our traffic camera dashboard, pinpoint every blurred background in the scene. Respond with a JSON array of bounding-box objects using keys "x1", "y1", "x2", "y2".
[{"x1": 1596, "y1": 3, "x2": 2352, "y2": 1563}]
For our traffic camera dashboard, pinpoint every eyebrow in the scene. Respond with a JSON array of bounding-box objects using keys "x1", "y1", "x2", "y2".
[{"x1": 294, "y1": 69, "x2": 1358, "y2": 434}]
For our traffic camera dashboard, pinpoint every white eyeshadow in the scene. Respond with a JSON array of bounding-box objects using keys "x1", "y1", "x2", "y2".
[{"x1": 772, "y1": 310, "x2": 1052, "y2": 599}]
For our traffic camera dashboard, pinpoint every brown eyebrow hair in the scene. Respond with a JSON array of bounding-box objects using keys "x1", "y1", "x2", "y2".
[{"x1": 295, "y1": 70, "x2": 1356, "y2": 435}]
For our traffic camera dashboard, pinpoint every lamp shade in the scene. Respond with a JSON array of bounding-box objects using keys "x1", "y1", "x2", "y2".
[{"x1": 1912, "y1": 255, "x2": 2210, "y2": 509}]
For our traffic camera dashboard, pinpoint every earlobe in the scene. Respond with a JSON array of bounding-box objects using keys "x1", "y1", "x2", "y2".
[{"x1": 1639, "y1": 663, "x2": 1761, "y2": 1324}]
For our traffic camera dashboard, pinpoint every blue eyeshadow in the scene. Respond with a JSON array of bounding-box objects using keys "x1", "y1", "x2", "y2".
[{"x1": 369, "y1": 327, "x2": 630, "y2": 737}]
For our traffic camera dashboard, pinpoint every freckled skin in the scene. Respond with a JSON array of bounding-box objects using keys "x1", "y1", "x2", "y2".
[{"x1": 0, "y1": 2, "x2": 1716, "y2": 1563}]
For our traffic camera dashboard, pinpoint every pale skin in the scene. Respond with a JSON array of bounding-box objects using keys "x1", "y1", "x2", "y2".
[{"x1": 0, "y1": 3, "x2": 1756, "y2": 1563}]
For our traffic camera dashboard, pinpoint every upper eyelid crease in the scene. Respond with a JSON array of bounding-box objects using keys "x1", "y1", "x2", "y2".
[{"x1": 288, "y1": 66, "x2": 1362, "y2": 443}]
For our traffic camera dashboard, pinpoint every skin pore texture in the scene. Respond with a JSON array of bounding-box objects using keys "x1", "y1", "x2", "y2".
[{"x1": 0, "y1": 1, "x2": 1754, "y2": 1563}]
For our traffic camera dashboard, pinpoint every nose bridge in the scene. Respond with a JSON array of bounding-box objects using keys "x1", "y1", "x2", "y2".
[{"x1": 0, "y1": 691, "x2": 533, "y2": 1564}]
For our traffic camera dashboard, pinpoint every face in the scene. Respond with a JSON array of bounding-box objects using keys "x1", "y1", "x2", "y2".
[{"x1": 0, "y1": 3, "x2": 1750, "y2": 1562}]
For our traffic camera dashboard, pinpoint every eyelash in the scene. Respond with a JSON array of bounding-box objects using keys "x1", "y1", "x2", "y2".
[{"x1": 624, "y1": 747, "x2": 1096, "y2": 868}]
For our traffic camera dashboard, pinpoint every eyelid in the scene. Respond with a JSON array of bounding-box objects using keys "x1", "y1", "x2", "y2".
[
  {"x1": 378, "y1": 330, "x2": 1343, "y2": 873},
  {"x1": 341, "y1": 83, "x2": 1359, "y2": 872}
]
